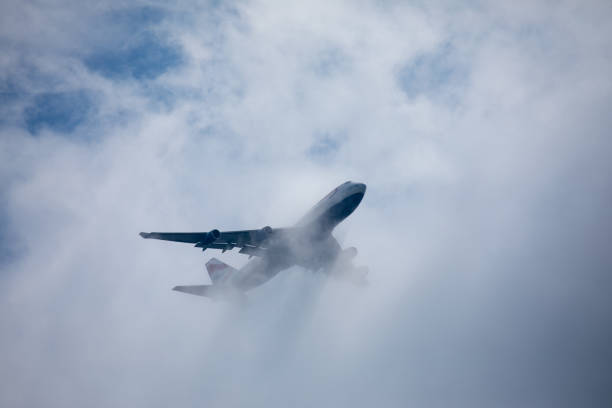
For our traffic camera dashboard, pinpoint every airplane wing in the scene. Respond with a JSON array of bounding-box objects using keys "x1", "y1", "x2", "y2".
[{"x1": 139, "y1": 226, "x2": 290, "y2": 257}]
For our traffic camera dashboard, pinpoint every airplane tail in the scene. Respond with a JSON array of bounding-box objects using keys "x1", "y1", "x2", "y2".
[
  {"x1": 172, "y1": 258, "x2": 242, "y2": 301},
  {"x1": 205, "y1": 257, "x2": 237, "y2": 284}
]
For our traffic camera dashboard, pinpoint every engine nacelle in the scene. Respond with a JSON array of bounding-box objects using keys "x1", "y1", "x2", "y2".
[{"x1": 196, "y1": 229, "x2": 220, "y2": 246}]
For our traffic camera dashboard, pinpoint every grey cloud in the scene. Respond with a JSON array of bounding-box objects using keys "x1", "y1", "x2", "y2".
[{"x1": 1, "y1": 1, "x2": 611, "y2": 407}]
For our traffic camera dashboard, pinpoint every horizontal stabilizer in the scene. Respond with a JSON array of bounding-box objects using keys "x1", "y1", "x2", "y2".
[{"x1": 173, "y1": 285, "x2": 214, "y2": 297}]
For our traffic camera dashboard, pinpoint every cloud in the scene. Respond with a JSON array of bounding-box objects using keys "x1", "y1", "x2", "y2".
[{"x1": 1, "y1": 0, "x2": 611, "y2": 407}]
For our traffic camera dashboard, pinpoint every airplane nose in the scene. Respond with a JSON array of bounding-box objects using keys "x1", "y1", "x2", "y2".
[{"x1": 354, "y1": 182, "x2": 366, "y2": 193}]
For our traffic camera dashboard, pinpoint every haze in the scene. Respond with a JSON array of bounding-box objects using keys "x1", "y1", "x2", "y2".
[{"x1": 1, "y1": 1, "x2": 611, "y2": 407}]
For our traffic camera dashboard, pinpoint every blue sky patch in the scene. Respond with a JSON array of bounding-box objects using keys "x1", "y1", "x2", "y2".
[
  {"x1": 106, "y1": 5, "x2": 166, "y2": 27},
  {"x1": 398, "y1": 43, "x2": 467, "y2": 102},
  {"x1": 23, "y1": 90, "x2": 95, "y2": 135},
  {"x1": 0, "y1": 80, "x2": 21, "y2": 128},
  {"x1": 84, "y1": 35, "x2": 183, "y2": 80},
  {"x1": 0, "y1": 80, "x2": 20, "y2": 105},
  {"x1": 83, "y1": 6, "x2": 183, "y2": 80}
]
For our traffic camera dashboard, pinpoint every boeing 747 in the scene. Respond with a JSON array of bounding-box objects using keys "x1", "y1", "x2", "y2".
[{"x1": 140, "y1": 181, "x2": 367, "y2": 299}]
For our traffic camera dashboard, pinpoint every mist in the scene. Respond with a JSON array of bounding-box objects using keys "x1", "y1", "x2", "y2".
[{"x1": 1, "y1": 1, "x2": 611, "y2": 407}]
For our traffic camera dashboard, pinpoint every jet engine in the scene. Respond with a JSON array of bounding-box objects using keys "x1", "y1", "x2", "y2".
[{"x1": 196, "y1": 229, "x2": 220, "y2": 246}]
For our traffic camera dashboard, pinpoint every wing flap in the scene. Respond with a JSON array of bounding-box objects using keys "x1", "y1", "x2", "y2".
[
  {"x1": 140, "y1": 231, "x2": 218, "y2": 244},
  {"x1": 238, "y1": 246, "x2": 267, "y2": 257}
]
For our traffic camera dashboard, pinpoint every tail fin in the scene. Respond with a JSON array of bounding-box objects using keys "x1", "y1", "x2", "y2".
[{"x1": 206, "y1": 258, "x2": 237, "y2": 284}]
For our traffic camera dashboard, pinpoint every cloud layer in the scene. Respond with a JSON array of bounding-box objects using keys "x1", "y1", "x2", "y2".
[{"x1": 1, "y1": 1, "x2": 611, "y2": 406}]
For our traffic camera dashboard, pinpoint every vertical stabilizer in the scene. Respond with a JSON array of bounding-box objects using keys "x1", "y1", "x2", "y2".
[{"x1": 206, "y1": 258, "x2": 237, "y2": 284}]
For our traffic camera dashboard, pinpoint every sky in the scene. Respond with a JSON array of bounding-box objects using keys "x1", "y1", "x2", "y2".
[{"x1": 1, "y1": 0, "x2": 611, "y2": 406}]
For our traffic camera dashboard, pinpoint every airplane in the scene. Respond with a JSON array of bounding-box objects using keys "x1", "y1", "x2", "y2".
[{"x1": 140, "y1": 181, "x2": 367, "y2": 299}]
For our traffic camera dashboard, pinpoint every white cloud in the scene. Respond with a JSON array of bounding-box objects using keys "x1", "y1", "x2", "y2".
[{"x1": 1, "y1": 1, "x2": 612, "y2": 406}]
